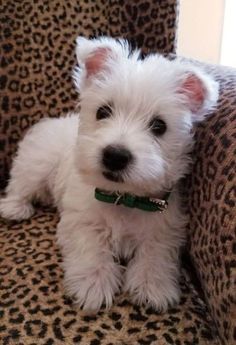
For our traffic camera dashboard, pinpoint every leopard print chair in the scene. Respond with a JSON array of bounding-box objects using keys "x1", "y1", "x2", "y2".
[{"x1": 0, "y1": 1, "x2": 235, "y2": 344}]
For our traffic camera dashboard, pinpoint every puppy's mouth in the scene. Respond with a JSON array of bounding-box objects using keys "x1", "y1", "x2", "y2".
[{"x1": 103, "y1": 171, "x2": 124, "y2": 183}]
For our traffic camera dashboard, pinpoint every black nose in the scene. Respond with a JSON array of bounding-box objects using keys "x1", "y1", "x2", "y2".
[{"x1": 102, "y1": 145, "x2": 133, "y2": 171}]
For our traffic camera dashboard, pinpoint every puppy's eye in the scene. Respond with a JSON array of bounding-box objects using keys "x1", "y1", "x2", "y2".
[
  {"x1": 96, "y1": 105, "x2": 112, "y2": 120},
  {"x1": 149, "y1": 117, "x2": 167, "y2": 136}
]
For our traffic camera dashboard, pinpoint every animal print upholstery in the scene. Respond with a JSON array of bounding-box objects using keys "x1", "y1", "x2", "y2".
[
  {"x1": 0, "y1": 0, "x2": 178, "y2": 188},
  {"x1": 0, "y1": 0, "x2": 235, "y2": 344},
  {"x1": 0, "y1": 209, "x2": 219, "y2": 345},
  {"x1": 185, "y1": 62, "x2": 236, "y2": 345}
]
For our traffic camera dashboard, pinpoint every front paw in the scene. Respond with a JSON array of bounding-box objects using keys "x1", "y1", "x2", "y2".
[
  {"x1": 0, "y1": 196, "x2": 34, "y2": 220},
  {"x1": 64, "y1": 263, "x2": 122, "y2": 312},
  {"x1": 124, "y1": 262, "x2": 180, "y2": 312}
]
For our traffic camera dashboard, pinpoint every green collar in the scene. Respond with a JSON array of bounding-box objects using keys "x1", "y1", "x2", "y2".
[{"x1": 95, "y1": 188, "x2": 171, "y2": 212}]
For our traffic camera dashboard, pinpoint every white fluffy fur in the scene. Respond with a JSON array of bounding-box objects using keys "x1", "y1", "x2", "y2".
[{"x1": 0, "y1": 37, "x2": 219, "y2": 313}]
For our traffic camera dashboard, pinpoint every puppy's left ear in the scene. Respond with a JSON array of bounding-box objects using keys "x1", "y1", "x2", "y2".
[{"x1": 178, "y1": 68, "x2": 219, "y2": 120}]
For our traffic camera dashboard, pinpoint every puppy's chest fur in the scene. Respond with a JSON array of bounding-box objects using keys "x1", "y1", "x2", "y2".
[
  {"x1": 94, "y1": 197, "x2": 182, "y2": 260},
  {"x1": 62, "y1": 169, "x2": 185, "y2": 261}
]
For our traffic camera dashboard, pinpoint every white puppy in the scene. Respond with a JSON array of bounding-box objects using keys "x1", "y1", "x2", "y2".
[{"x1": 0, "y1": 37, "x2": 218, "y2": 312}]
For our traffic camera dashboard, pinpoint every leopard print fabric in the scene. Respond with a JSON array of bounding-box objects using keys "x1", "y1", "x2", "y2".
[
  {"x1": 185, "y1": 63, "x2": 236, "y2": 345},
  {"x1": 0, "y1": 208, "x2": 219, "y2": 345},
  {"x1": 0, "y1": 0, "x2": 178, "y2": 188}
]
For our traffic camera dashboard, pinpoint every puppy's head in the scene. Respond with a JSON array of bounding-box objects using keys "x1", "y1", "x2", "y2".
[{"x1": 73, "y1": 37, "x2": 219, "y2": 195}]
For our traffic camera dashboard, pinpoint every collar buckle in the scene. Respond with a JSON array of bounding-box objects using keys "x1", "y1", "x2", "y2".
[{"x1": 149, "y1": 197, "x2": 168, "y2": 212}]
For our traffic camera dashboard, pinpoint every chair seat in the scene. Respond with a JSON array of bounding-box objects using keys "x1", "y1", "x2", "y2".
[{"x1": 0, "y1": 208, "x2": 219, "y2": 345}]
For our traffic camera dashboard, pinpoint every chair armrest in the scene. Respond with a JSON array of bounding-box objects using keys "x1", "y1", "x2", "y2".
[{"x1": 187, "y1": 62, "x2": 236, "y2": 345}]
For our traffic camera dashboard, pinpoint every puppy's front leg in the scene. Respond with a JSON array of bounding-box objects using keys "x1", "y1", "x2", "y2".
[
  {"x1": 124, "y1": 237, "x2": 180, "y2": 312},
  {"x1": 57, "y1": 211, "x2": 122, "y2": 312}
]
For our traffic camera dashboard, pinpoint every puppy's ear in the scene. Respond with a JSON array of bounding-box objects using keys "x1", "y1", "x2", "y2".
[
  {"x1": 178, "y1": 68, "x2": 219, "y2": 120},
  {"x1": 76, "y1": 37, "x2": 116, "y2": 78},
  {"x1": 81, "y1": 46, "x2": 112, "y2": 78},
  {"x1": 74, "y1": 36, "x2": 130, "y2": 90}
]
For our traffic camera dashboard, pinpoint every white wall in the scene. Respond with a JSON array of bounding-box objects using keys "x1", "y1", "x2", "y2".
[
  {"x1": 220, "y1": 0, "x2": 236, "y2": 67},
  {"x1": 177, "y1": 0, "x2": 225, "y2": 64}
]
